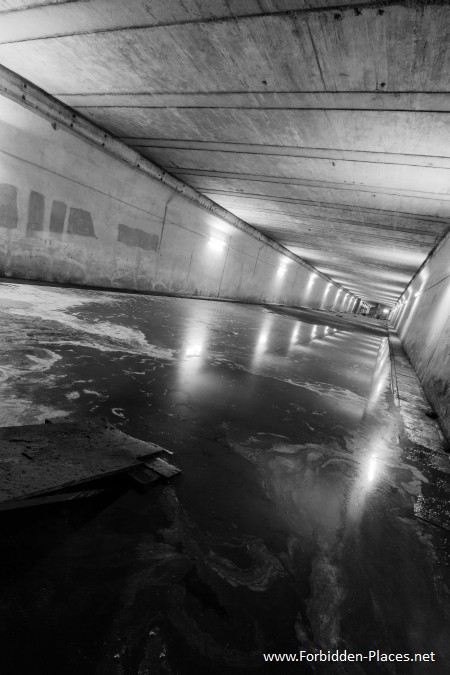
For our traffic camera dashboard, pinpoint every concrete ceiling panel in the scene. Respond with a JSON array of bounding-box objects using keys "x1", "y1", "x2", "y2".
[{"x1": 0, "y1": 0, "x2": 449, "y2": 304}]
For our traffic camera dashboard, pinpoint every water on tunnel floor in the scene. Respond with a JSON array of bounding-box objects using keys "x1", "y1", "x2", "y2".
[{"x1": 0, "y1": 282, "x2": 448, "y2": 675}]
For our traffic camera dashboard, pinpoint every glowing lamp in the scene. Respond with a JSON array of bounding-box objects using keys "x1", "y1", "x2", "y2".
[{"x1": 208, "y1": 236, "x2": 226, "y2": 250}]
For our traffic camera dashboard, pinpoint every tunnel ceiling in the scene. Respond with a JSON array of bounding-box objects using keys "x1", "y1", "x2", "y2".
[{"x1": 1, "y1": 0, "x2": 449, "y2": 306}]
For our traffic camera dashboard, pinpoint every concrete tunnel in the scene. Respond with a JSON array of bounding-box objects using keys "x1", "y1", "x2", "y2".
[{"x1": 0, "y1": 1, "x2": 449, "y2": 673}]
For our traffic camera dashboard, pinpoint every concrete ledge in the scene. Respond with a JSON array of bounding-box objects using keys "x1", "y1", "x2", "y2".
[{"x1": 388, "y1": 328, "x2": 449, "y2": 460}]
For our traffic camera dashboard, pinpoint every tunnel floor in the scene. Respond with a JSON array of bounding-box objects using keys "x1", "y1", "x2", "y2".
[{"x1": 0, "y1": 282, "x2": 449, "y2": 675}]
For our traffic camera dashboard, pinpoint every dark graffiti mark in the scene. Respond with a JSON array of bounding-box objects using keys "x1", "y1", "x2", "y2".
[
  {"x1": 0, "y1": 183, "x2": 18, "y2": 229},
  {"x1": 67, "y1": 208, "x2": 95, "y2": 237},
  {"x1": 117, "y1": 223, "x2": 159, "y2": 251},
  {"x1": 49, "y1": 200, "x2": 67, "y2": 234},
  {"x1": 27, "y1": 191, "x2": 45, "y2": 234}
]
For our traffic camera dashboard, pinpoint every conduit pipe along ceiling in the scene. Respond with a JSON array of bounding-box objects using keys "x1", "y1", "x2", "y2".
[{"x1": 0, "y1": 0, "x2": 449, "y2": 306}]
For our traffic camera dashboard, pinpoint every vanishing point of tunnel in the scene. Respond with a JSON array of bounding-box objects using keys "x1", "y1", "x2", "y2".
[{"x1": 0, "y1": 2, "x2": 449, "y2": 674}]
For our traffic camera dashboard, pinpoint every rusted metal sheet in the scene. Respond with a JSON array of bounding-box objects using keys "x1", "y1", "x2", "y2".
[{"x1": 0, "y1": 418, "x2": 161, "y2": 502}]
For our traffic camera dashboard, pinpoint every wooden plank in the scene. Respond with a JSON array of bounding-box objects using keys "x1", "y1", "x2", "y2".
[
  {"x1": 0, "y1": 418, "x2": 162, "y2": 502},
  {"x1": 140, "y1": 457, "x2": 181, "y2": 478},
  {"x1": 0, "y1": 489, "x2": 104, "y2": 512}
]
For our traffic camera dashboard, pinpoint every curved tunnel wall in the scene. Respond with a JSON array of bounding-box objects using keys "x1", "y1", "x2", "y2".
[
  {"x1": 391, "y1": 232, "x2": 450, "y2": 439},
  {"x1": 0, "y1": 95, "x2": 358, "y2": 312}
]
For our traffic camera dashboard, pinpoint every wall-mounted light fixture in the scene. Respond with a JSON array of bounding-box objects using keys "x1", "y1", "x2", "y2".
[
  {"x1": 208, "y1": 236, "x2": 226, "y2": 251},
  {"x1": 306, "y1": 272, "x2": 316, "y2": 292}
]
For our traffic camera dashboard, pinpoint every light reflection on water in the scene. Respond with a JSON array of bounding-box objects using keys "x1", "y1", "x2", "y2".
[
  {"x1": 170, "y1": 298, "x2": 387, "y2": 435},
  {"x1": 5, "y1": 286, "x2": 441, "y2": 666}
]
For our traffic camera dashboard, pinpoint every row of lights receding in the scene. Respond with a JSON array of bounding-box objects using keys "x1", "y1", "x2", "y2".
[
  {"x1": 209, "y1": 238, "x2": 360, "y2": 301},
  {"x1": 395, "y1": 291, "x2": 417, "y2": 309}
]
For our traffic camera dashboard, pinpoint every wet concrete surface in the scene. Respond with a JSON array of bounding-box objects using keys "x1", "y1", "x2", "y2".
[{"x1": 0, "y1": 281, "x2": 449, "y2": 674}]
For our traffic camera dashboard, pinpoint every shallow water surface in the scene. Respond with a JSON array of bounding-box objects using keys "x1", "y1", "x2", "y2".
[{"x1": 0, "y1": 282, "x2": 448, "y2": 674}]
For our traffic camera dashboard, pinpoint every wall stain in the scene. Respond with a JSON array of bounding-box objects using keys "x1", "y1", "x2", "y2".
[
  {"x1": 117, "y1": 223, "x2": 159, "y2": 251},
  {"x1": 49, "y1": 200, "x2": 67, "y2": 234},
  {"x1": 27, "y1": 191, "x2": 45, "y2": 235},
  {"x1": 0, "y1": 184, "x2": 18, "y2": 229},
  {"x1": 67, "y1": 208, "x2": 95, "y2": 237}
]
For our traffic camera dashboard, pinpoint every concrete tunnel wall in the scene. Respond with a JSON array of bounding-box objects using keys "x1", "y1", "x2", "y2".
[
  {"x1": 0, "y1": 94, "x2": 358, "y2": 312},
  {"x1": 391, "y1": 231, "x2": 450, "y2": 439}
]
